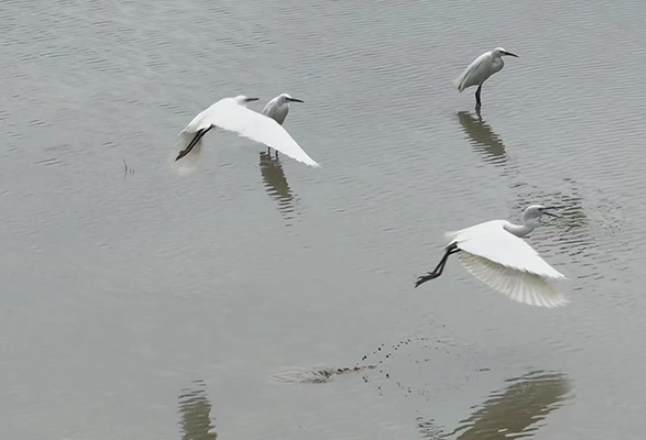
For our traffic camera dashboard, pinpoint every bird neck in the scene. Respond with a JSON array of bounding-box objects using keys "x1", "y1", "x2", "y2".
[{"x1": 503, "y1": 220, "x2": 537, "y2": 237}]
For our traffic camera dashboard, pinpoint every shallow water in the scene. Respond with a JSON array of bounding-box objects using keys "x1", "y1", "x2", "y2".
[{"x1": 2, "y1": 0, "x2": 646, "y2": 438}]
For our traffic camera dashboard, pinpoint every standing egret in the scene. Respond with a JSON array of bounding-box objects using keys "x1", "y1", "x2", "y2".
[
  {"x1": 452, "y1": 47, "x2": 518, "y2": 109},
  {"x1": 261, "y1": 93, "x2": 304, "y2": 158},
  {"x1": 415, "y1": 205, "x2": 568, "y2": 308},
  {"x1": 175, "y1": 95, "x2": 319, "y2": 167}
]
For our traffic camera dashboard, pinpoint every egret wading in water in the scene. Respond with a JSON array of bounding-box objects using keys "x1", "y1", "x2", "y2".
[
  {"x1": 452, "y1": 47, "x2": 518, "y2": 109},
  {"x1": 175, "y1": 95, "x2": 319, "y2": 167},
  {"x1": 415, "y1": 205, "x2": 568, "y2": 308},
  {"x1": 261, "y1": 93, "x2": 304, "y2": 158}
]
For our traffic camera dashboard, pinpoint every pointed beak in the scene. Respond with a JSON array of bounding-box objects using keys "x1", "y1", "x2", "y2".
[
  {"x1": 245, "y1": 97, "x2": 260, "y2": 102},
  {"x1": 542, "y1": 206, "x2": 559, "y2": 218},
  {"x1": 286, "y1": 97, "x2": 304, "y2": 103},
  {"x1": 504, "y1": 51, "x2": 519, "y2": 58}
]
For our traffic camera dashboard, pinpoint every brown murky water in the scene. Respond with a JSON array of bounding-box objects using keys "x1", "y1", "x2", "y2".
[{"x1": 2, "y1": 0, "x2": 646, "y2": 438}]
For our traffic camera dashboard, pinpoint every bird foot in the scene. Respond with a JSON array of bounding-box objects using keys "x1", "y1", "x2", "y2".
[{"x1": 414, "y1": 272, "x2": 440, "y2": 288}]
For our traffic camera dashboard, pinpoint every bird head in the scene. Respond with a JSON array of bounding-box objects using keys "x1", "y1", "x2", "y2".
[
  {"x1": 233, "y1": 95, "x2": 260, "y2": 106},
  {"x1": 493, "y1": 47, "x2": 519, "y2": 58},
  {"x1": 277, "y1": 93, "x2": 304, "y2": 104},
  {"x1": 523, "y1": 205, "x2": 559, "y2": 223}
]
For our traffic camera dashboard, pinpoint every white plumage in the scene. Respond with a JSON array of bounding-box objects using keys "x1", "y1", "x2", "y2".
[
  {"x1": 261, "y1": 93, "x2": 303, "y2": 126},
  {"x1": 260, "y1": 93, "x2": 305, "y2": 158},
  {"x1": 416, "y1": 205, "x2": 568, "y2": 308},
  {"x1": 452, "y1": 47, "x2": 518, "y2": 108},
  {"x1": 175, "y1": 95, "x2": 319, "y2": 167},
  {"x1": 459, "y1": 253, "x2": 564, "y2": 308},
  {"x1": 445, "y1": 220, "x2": 564, "y2": 279}
]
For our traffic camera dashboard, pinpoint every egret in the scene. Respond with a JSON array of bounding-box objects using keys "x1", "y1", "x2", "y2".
[
  {"x1": 261, "y1": 93, "x2": 304, "y2": 158},
  {"x1": 415, "y1": 205, "x2": 568, "y2": 308},
  {"x1": 175, "y1": 95, "x2": 319, "y2": 167},
  {"x1": 452, "y1": 47, "x2": 518, "y2": 109}
]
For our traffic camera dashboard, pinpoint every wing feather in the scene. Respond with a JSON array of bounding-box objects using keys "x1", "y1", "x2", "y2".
[
  {"x1": 459, "y1": 252, "x2": 568, "y2": 308},
  {"x1": 184, "y1": 98, "x2": 319, "y2": 167},
  {"x1": 447, "y1": 221, "x2": 565, "y2": 280},
  {"x1": 452, "y1": 52, "x2": 494, "y2": 92}
]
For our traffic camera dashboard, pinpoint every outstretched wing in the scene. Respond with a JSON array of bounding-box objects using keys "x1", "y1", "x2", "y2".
[
  {"x1": 458, "y1": 252, "x2": 568, "y2": 308},
  {"x1": 191, "y1": 98, "x2": 319, "y2": 167},
  {"x1": 447, "y1": 221, "x2": 565, "y2": 280}
]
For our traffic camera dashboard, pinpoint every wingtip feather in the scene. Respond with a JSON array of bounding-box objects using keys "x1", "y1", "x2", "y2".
[
  {"x1": 301, "y1": 159, "x2": 321, "y2": 168},
  {"x1": 295, "y1": 155, "x2": 320, "y2": 168},
  {"x1": 458, "y1": 252, "x2": 569, "y2": 308}
]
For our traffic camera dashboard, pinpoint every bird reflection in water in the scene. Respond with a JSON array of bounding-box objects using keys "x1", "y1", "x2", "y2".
[
  {"x1": 428, "y1": 371, "x2": 571, "y2": 440},
  {"x1": 259, "y1": 151, "x2": 300, "y2": 223},
  {"x1": 178, "y1": 380, "x2": 217, "y2": 440},
  {"x1": 457, "y1": 110, "x2": 507, "y2": 166}
]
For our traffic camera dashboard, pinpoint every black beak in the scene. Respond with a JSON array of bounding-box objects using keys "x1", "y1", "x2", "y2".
[
  {"x1": 541, "y1": 206, "x2": 559, "y2": 218},
  {"x1": 286, "y1": 97, "x2": 304, "y2": 103},
  {"x1": 245, "y1": 97, "x2": 260, "y2": 102},
  {"x1": 504, "y1": 51, "x2": 519, "y2": 58}
]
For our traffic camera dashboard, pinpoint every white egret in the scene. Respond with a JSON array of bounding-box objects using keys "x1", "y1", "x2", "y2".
[
  {"x1": 452, "y1": 47, "x2": 518, "y2": 109},
  {"x1": 262, "y1": 93, "x2": 304, "y2": 125},
  {"x1": 175, "y1": 95, "x2": 319, "y2": 167},
  {"x1": 261, "y1": 93, "x2": 304, "y2": 158},
  {"x1": 415, "y1": 205, "x2": 568, "y2": 308}
]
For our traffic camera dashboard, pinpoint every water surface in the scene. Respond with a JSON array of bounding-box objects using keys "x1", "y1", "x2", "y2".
[{"x1": 2, "y1": 0, "x2": 646, "y2": 438}]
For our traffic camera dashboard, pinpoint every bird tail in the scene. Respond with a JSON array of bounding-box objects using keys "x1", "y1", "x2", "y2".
[{"x1": 451, "y1": 76, "x2": 464, "y2": 92}]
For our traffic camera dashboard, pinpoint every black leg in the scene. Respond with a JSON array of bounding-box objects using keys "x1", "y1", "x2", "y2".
[
  {"x1": 475, "y1": 105, "x2": 482, "y2": 120},
  {"x1": 475, "y1": 85, "x2": 482, "y2": 109},
  {"x1": 176, "y1": 126, "x2": 213, "y2": 161},
  {"x1": 415, "y1": 245, "x2": 459, "y2": 288}
]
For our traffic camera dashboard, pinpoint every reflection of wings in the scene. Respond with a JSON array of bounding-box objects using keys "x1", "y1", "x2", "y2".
[
  {"x1": 178, "y1": 380, "x2": 217, "y2": 440},
  {"x1": 444, "y1": 371, "x2": 570, "y2": 440},
  {"x1": 259, "y1": 151, "x2": 297, "y2": 217},
  {"x1": 457, "y1": 111, "x2": 506, "y2": 163}
]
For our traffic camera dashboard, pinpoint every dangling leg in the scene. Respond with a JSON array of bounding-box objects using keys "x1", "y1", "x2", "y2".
[
  {"x1": 475, "y1": 85, "x2": 483, "y2": 110},
  {"x1": 415, "y1": 244, "x2": 460, "y2": 288},
  {"x1": 176, "y1": 125, "x2": 213, "y2": 161}
]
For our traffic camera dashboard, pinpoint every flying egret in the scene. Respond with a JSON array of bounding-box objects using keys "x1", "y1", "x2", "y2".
[
  {"x1": 415, "y1": 205, "x2": 568, "y2": 308},
  {"x1": 174, "y1": 95, "x2": 319, "y2": 167},
  {"x1": 452, "y1": 47, "x2": 518, "y2": 109},
  {"x1": 261, "y1": 93, "x2": 304, "y2": 158}
]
